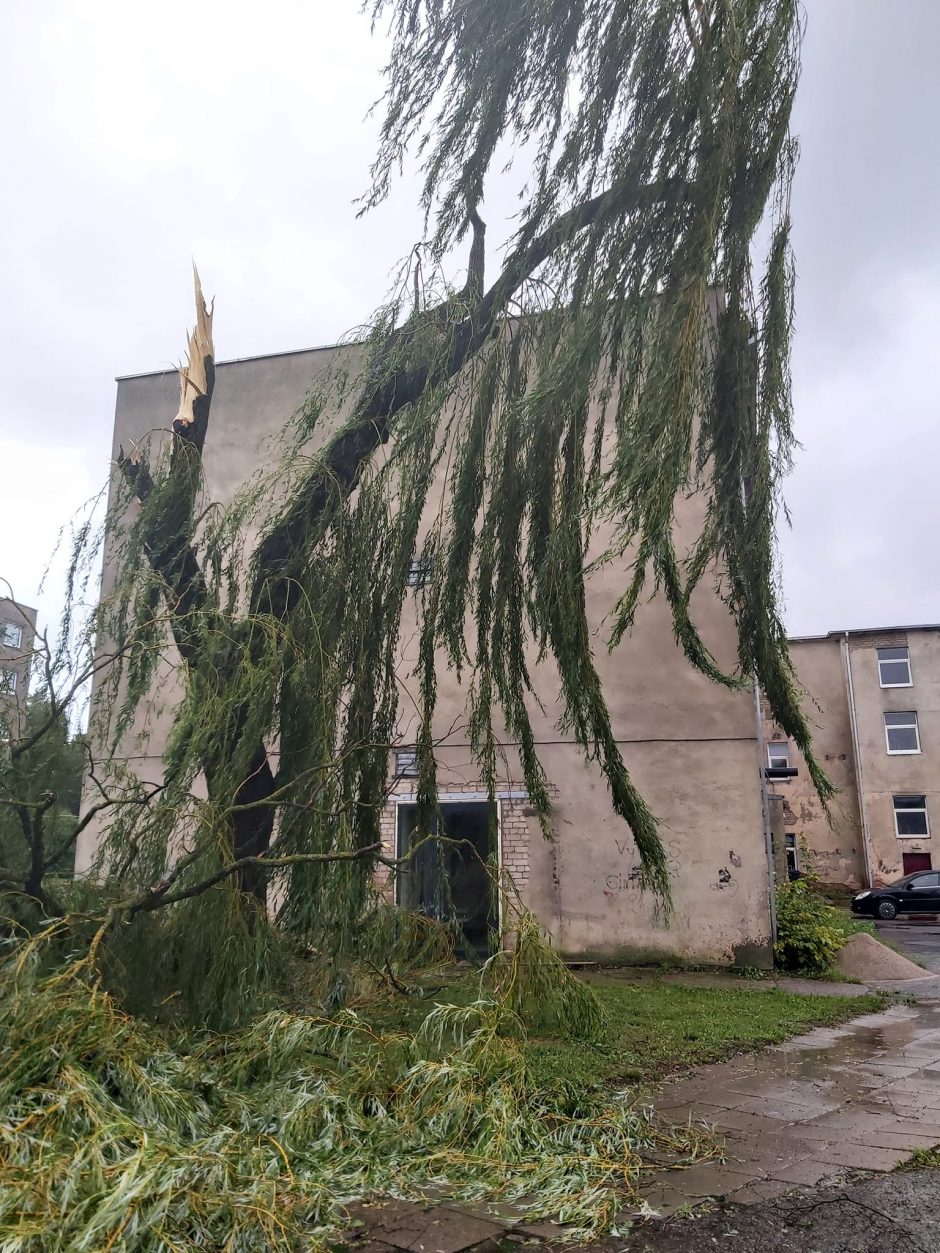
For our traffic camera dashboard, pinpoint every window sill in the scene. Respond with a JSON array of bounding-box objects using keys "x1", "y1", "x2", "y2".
[{"x1": 886, "y1": 749, "x2": 922, "y2": 756}]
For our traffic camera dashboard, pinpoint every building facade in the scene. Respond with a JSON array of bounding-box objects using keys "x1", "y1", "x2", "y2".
[
  {"x1": 762, "y1": 626, "x2": 940, "y2": 888},
  {"x1": 0, "y1": 596, "x2": 37, "y2": 732},
  {"x1": 77, "y1": 340, "x2": 776, "y2": 969}
]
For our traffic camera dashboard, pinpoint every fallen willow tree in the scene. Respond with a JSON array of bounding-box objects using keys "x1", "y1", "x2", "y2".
[
  {"x1": 0, "y1": 0, "x2": 828, "y2": 1243},
  {"x1": 0, "y1": 917, "x2": 715, "y2": 1250},
  {"x1": 48, "y1": 0, "x2": 826, "y2": 1002}
]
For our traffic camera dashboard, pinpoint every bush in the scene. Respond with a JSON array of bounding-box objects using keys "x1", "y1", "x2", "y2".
[{"x1": 774, "y1": 878, "x2": 847, "y2": 974}]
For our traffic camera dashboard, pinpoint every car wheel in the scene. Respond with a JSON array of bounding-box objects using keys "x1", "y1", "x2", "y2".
[{"x1": 877, "y1": 899, "x2": 899, "y2": 920}]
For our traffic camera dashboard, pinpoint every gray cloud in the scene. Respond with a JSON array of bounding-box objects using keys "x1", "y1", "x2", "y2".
[{"x1": 0, "y1": 0, "x2": 937, "y2": 638}]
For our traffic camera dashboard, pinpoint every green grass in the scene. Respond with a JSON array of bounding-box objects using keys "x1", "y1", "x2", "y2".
[
  {"x1": 899, "y1": 1145, "x2": 940, "y2": 1171},
  {"x1": 359, "y1": 974, "x2": 884, "y2": 1093}
]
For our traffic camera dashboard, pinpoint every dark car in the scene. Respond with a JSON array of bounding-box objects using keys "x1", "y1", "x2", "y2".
[{"x1": 851, "y1": 872, "x2": 940, "y2": 920}]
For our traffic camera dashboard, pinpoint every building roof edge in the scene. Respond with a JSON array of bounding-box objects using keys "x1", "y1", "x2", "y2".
[{"x1": 788, "y1": 624, "x2": 940, "y2": 643}]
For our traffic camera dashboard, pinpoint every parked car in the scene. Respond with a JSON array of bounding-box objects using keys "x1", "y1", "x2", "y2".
[{"x1": 851, "y1": 872, "x2": 940, "y2": 920}]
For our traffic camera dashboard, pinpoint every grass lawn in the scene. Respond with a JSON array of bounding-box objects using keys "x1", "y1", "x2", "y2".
[{"x1": 359, "y1": 972, "x2": 884, "y2": 1093}]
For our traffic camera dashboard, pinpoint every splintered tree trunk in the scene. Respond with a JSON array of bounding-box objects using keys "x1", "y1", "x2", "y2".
[{"x1": 119, "y1": 272, "x2": 280, "y2": 904}]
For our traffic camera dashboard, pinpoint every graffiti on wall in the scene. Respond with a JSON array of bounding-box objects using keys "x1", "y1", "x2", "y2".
[
  {"x1": 603, "y1": 839, "x2": 743, "y2": 898},
  {"x1": 709, "y1": 866, "x2": 739, "y2": 895},
  {"x1": 604, "y1": 838, "x2": 681, "y2": 894}
]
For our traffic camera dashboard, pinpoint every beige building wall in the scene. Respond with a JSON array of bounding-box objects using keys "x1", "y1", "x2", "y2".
[
  {"x1": 78, "y1": 340, "x2": 774, "y2": 968},
  {"x1": 846, "y1": 629, "x2": 940, "y2": 882},
  {"x1": 762, "y1": 626, "x2": 940, "y2": 890},
  {"x1": 762, "y1": 637, "x2": 866, "y2": 887}
]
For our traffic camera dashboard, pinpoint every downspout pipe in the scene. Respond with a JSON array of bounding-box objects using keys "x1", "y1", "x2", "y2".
[
  {"x1": 842, "y1": 632, "x2": 874, "y2": 887},
  {"x1": 753, "y1": 681, "x2": 778, "y2": 946}
]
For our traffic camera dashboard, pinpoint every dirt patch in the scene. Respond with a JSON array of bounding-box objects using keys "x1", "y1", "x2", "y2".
[{"x1": 835, "y1": 933, "x2": 931, "y2": 982}]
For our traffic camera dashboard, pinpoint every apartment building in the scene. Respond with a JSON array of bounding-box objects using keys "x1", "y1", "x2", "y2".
[
  {"x1": 76, "y1": 335, "x2": 775, "y2": 969},
  {"x1": 762, "y1": 626, "x2": 940, "y2": 888},
  {"x1": 0, "y1": 596, "x2": 37, "y2": 732}
]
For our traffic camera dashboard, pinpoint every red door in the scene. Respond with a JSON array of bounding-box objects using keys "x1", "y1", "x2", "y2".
[{"x1": 903, "y1": 852, "x2": 932, "y2": 874}]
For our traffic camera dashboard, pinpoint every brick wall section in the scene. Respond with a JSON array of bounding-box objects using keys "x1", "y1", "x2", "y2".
[{"x1": 500, "y1": 799, "x2": 531, "y2": 894}]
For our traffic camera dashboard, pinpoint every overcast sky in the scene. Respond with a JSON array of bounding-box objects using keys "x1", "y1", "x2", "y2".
[{"x1": 1, "y1": 0, "x2": 938, "y2": 641}]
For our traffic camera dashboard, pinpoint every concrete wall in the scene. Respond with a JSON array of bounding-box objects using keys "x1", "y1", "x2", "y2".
[
  {"x1": 78, "y1": 340, "x2": 774, "y2": 968},
  {"x1": 764, "y1": 638, "x2": 866, "y2": 887},
  {"x1": 0, "y1": 596, "x2": 37, "y2": 733},
  {"x1": 763, "y1": 628, "x2": 940, "y2": 890}
]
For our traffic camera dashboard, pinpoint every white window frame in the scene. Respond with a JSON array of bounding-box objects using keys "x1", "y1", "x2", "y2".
[
  {"x1": 0, "y1": 668, "x2": 17, "y2": 693},
  {"x1": 395, "y1": 799, "x2": 503, "y2": 937},
  {"x1": 894, "y1": 795, "x2": 930, "y2": 840},
  {"x1": 884, "y1": 710, "x2": 921, "y2": 755},
  {"x1": 785, "y1": 832, "x2": 798, "y2": 874},
  {"x1": 1, "y1": 622, "x2": 22, "y2": 649},
  {"x1": 877, "y1": 646, "x2": 913, "y2": 688},
  {"x1": 767, "y1": 741, "x2": 790, "y2": 769}
]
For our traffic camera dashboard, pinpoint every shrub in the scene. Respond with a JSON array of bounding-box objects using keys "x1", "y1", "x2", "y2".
[{"x1": 774, "y1": 878, "x2": 847, "y2": 974}]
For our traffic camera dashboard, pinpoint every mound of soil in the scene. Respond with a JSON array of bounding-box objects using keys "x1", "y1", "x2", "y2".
[{"x1": 835, "y1": 932, "x2": 930, "y2": 982}]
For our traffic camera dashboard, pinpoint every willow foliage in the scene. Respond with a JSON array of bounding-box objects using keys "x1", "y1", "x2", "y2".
[
  {"x1": 0, "y1": 929, "x2": 714, "y2": 1248},
  {"x1": 0, "y1": 2, "x2": 832, "y2": 1241},
  {"x1": 30, "y1": 0, "x2": 827, "y2": 1020}
]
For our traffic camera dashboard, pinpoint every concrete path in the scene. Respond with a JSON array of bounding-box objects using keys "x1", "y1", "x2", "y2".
[{"x1": 645, "y1": 998, "x2": 940, "y2": 1212}]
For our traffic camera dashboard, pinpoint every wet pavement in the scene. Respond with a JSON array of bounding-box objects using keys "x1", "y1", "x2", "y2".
[
  {"x1": 877, "y1": 920, "x2": 940, "y2": 976},
  {"x1": 346, "y1": 934, "x2": 940, "y2": 1248},
  {"x1": 345, "y1": 999, "x2": 940, "y2": 1250},
  {"x1": 644, "y1": 998, "x2": 940, "y2": 1211},
  {"x1": 606, "y1": 1167, "x2": 940, "y2": 1252}
]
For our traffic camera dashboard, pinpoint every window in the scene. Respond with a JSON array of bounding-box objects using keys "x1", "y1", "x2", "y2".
[
  {"x1": 0, "y1": 668, "x2": 16, "y2": 693},
  {"x1": 909, "y1": 872, "x2": 940, "y2": 889},
  {"x1": 1, "y1": 622, "x2": 22, "y2": 649},
  {"x1": 785, "y1": 832, "x2": 798, "y2": 875},
  {"x1": 878, "y1": 646, "x2": 912, "y2": 687},
  {"x1": 884, "y1": 711, "x2": 921, "y2": 754},
  {"x1": 894, "y1": 795, "x2": 929, "y2": 838},
  {"x1": 767, "y1": 741, "x2": 790, "y2": 769},
  {"x1": 406, "y1": 555, "x2": 433, "y2": 587},
  {"x1": 395, "y1": 749, "x2": 419, "y2": 777}
]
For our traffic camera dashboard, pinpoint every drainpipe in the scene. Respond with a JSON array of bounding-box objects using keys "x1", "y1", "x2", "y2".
[
  {"x1": 753, "y1": 681, "x2": 778, "y2": 945},
  {"x1": 842, "y1": 632, "x2": 874, "y2": 887}
]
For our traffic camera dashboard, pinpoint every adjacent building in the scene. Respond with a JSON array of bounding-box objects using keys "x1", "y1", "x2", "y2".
[
  {"x1": 0, "y1": 596, "x2": 37, "y2": 732},
  {"x1": 762, "y1": 626, "x2": 940, "y2": 888},
  {"x1": 77, "y1": 337, "x2": 776, "y2": 969}
]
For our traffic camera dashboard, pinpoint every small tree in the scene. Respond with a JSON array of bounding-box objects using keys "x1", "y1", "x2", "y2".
[{"x1": 0, "y1": 694, "x2": 84, "y2": 878}]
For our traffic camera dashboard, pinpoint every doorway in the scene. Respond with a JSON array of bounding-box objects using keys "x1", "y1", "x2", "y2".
[
  {"x1": 902, "y1": 851, "x2": 932, "y2": 875},
  {"x1": 396, "y1": 802, "x2": 497, "y2": 956}
]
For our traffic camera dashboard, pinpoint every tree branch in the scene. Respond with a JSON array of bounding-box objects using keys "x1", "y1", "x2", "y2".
[
  {"x1": 251, "y1": 172, "x2": 675, "y2": 620},
  {"x1": 125, "y1": 842, "x2": 384, "y2": 916}
]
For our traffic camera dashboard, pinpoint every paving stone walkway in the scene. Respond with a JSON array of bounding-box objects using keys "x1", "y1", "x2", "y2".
[
  {"x1": 345, "y1": 995, "x2": 940, "y2": 1250},
  {"x1": 645, "y1": 997, "x2": 940, "y2": 1213}
]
